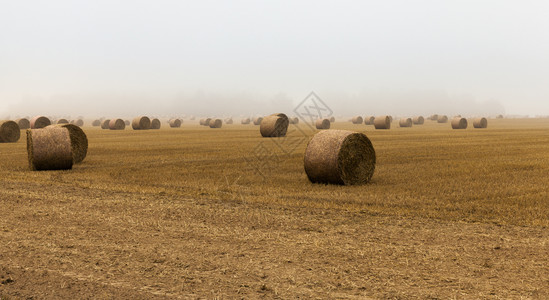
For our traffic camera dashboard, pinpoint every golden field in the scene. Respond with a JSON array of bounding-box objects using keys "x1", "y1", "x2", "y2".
[{"x1": 1, "y1": 118, "x2": 549, "y2": 298}]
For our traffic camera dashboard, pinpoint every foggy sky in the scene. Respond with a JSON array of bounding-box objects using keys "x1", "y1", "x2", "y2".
[{"x1": 1, "y1": 0, "x2": 548, "y2": 118}]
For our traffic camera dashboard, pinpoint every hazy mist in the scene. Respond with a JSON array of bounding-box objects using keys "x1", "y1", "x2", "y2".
[{"x1": 1, "y1": 0, "x2": 548, "y2": 118}]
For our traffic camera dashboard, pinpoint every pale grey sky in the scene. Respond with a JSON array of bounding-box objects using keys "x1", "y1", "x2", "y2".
[{"x1": 1, "y1": 0, "x2": 548, "y2": 117}]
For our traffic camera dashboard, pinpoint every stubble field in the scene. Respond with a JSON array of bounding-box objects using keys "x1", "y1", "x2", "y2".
[{"x1": 1, "y1": 118, "x2": 549, "y2": 299}]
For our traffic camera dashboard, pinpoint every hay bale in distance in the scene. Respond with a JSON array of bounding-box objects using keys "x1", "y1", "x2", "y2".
[
  {"x1": 496, "y1": 114, "x2": 504, "y2": 119},
  {"x1": 351, "y1": 116, "x2": 363, "y2": 124},
  {"x1": 289, "y1": 117, "x2": 299, "y2": 124},
  {"x1": 399, "y1": 118, "x2": 413, "y2": 127},
  {"x1": 48, "y1": 124, "x2": 88, "y2": 164},
  {"x1": 304, "y1": 130, "x2": 376, "y2": 185},
  {"x1": 56, "y1": 119, "x2": 69, "y2": 124},
  {"x1": 241, "y1": 118, "x2": 251, "y2": 125},
  {"x1": 109, "y1": 119, "x2": 126, "y2": 130},
  {"x1": 0, "y1": 120, "x2": 21, "y2": 143},
  {"x1": 100, "y1": 119, "x2": 111, "y2": 129},
  {"x1": 169, "y1": 119, "x2": 182, "y2": 128},
  {"x1": 92, "y1": 119, "x2": 101, "y2": 127},
  {"x1": 315, "y1": 119, "x2": 330, "y2": 130},
  {"x1": 199, "y1": 118, "x2": 212, "y2": 126},
  {"x1": 132, "y1": 116, "x2": 151, "y2": 130},
  {"x1": 225, "y1": 118, "x2": 233, "y2": 125},
  {"x1": 412, "y1": 116, "x2": 424, "y2": 125},
  {"x1": 473, "y1": 117, "x2": 488, "y2": 128},
  {"x1": 16, "y1": 118, "x2": 30, "y2": 129},
  {"x1": 27, "y1": 126, "x2": 73, "y2": 171},
  {"x1": 373, "y1": 116, "x2": 391, "y2": 129},
  {"x1": 253, "y1": 117, "x2": 263, "y2": 125},
  {"x1": 124, "y1": 120, "x2": 130, "y2": 126},
  {"x1": 437, "y1": 115, "x2": 449, "y2": 123},
  {"x1": 260, "y1": 114, "x2": 289, "y2": 137},
  {"x1": 329, "y1": 116, "x2": 335, "y2": 123},
  {"x1": 364, "y1": 116, "x2": 375, "y2": 125},
  {"x1": 150, "y1": 118, "x2": 161, "y2": 129},
  {"x1": 30, "y1": 116, "x2": 51, "y2": 129},
  {"x1": 429, "y1": 114, "x2": 439, "y2": 121},
  {"x1": 451, "y1": 117, "x2": 468, "y2": 129},
  {"x1": 209, "y1": 118, "x2": 222, "y2": 128},
  {"x1": 73, "y1": 119, "x2": 84, "y2": 127}
]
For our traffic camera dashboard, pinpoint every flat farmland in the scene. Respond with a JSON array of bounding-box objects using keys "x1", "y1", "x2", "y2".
[{"x1": 1, "y1": 118, "x2": 549, "y2": 299}]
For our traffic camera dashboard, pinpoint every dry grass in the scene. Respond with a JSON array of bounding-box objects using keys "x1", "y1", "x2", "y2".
[{"x1": 1, "y1": 118, "x2": 549, "y2": 298}]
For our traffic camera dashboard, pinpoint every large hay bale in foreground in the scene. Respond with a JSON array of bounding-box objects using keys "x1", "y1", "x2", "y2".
[
  {"x1": 100, "y1": 119, "x2": 111, "y2": 129},
  {"x1": 253, "y1": 117, "x2": 263, "y2": 125},
  {"x1": 412, "y1": 116, "x2": 424, "y2": 125},
  {"x1": 241, "y1": 118, "x2": 251, "y2": 124},
  {"x1": 351, "y1": 116, "x2": 363, "y2": 124},
  {"x1": 109, "y1": 119, "x2": 126, "y2": 130},
  {"x1": 399, "y1": 118, "x2": 413, "y2": 127},
  {"x1": 92, "y1": 119, "x2": 101, "y2": 127},
  {"x1": 150, "y1": 118, "x2": 161, "y2": 129},
  {"x1": 473, "y1": 117, "x2": 488, "y2": 128},
  {"x1": 169, "y1": 119, "x2": 182, "y2": 128},
  {"x1": 437, "y1": 115, "x2": 449, "y2": 123},
  {"x1": 304, "y1": 130, "x2": 376, "y2": 185},
  {"x1": 260, "y1": 114, "x2": 289, "y2": 137},
  {"x1": 451, "y1": 117, "x2": 468, "y2": 129},
  {"x1": 16, "y1": 118, "x2": 30, "y2": 130},
  {"x1": 27, "y1": 127, "x2": 73, "y2": 171},
  {"x1": 30, "y1": 116, "x2": 51, "y2": 129},
  {"x1": 364, "y1": 116, "x2": 375, "y2": 125},
  {"x1": 209, "y1": 118, "x2": 222, "y2": 128},
  {"x1": 315, "y1": 119, "x2": 330, "y2": 129},
  {"x1": 0, "y1": 121, "x2": 21, "y2": 143},
  {"x1": 132, "y1": 116, "x2": 151, "y2": 130},
  {"x1": 373, "y1": 116, "x2": 391, "y2": 129},
  {"x1": 48, "y1": 124, "x2": 88, "y2": 164}
]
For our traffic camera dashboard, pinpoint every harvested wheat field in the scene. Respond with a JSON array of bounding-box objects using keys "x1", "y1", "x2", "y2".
[{"x1": 1, "y1": 118, "x2": 549, "y2": 298}]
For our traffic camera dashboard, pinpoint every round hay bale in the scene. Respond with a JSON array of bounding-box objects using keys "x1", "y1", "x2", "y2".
[
  {"x1": 473, "y1": 117, "x2": 488, "y2": 128},
  {"x1": 373, "y1": 116, "x2": 391, "y2": 129},
  {"x1": 429, "y1": 114, "x2": 439, "y2": 121},
  {"x1": 496, "y1": 114, "x2": 504, "y2": 119},
  {"x1": 412, "y1": 116, "x2": 424, "y2": 125},
  {"x1": 124, "y1": 120, "x2": 130, "y2": 126},
  {"x1": 0, "y1": 120, "x2": 21, "y2": 143},
  {"x1": 451, "y1": 117, "x2": 468, "y2": 129},
  {"x1": 199, "y1": 118, "x2": 212, "y2": 126},
  {"x1": 109, "y1": 119, "x2": 126, "y2": 130},
  {"x1": 225, "y1": 118, "x2": 233, "y2": 125},
  {"x1": 100, "y1": 119, "x2": 111, "y2": 129},
  {"x1": 329, "y1": 116, "x2": 335, "y2": 123},
  {"x1": 209, "y1": 118, "x2": 222, "y2": 128},
  {"x1": 15, "y1": 118, "x2": 30, "y2": 129},
  {"x1": 30, "y1": 116, "x2": 51, "y2": 129},
  {"x1": 289, "y1": 117, "x2": 299, "y2": 124},
  {"x1": 73, "y1": 119, "x2": 84, "y2": 127},
  {"x1": 304, "y1": 130, "x2": 376, "y2": 185},
  {"x1": 27, "y1": 126, "x2": 73, "y2": 171},
  {"x1": 241, "y1": 118, "x2": 251, "y2": 125},
  {"x1": 92, "y1": 119, "x2": 101, "y2": 127},
  {"x1": 260, "y1": 115, "x2": 289, "y2": 137},
  {"x1": 150, "y1": 118, "x2": 161, "y2": 129},
  {"x1": 315, "y1": 119, "x2": 330, "y2": 130},
  {"x1": 48, "y1": 124, "x2": 88, "y2": 164},
  {"x1": 399, "y1": 118, "x2": 413, "y2": 127},
  {"x1": 351, "y1": 116, "x2": 363, "y2": 124},
  {"x1": 437, "y1": 115, "x2": 448, "y2": 123},
  {"x1": 364, "y1": 116, "x2": 375, "y2": 125},
  {"x1": 132, "y1": 116, "x2": 151, "y2": 130},
  {"x1": 253, "y1": 117, "x2": 263, "y2": 125},
  {"x1": 56, "y1": 119, "x2": 69, "y2": 124},
  {"x1": 169, "y1": 119, "x2": 182, "y2": 128}
]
